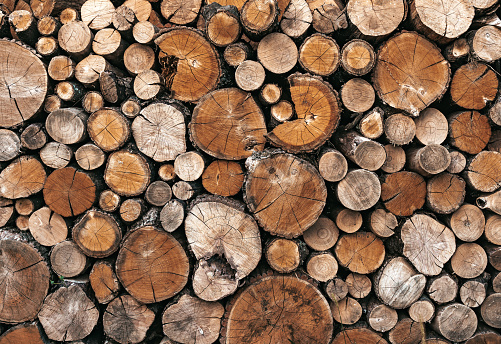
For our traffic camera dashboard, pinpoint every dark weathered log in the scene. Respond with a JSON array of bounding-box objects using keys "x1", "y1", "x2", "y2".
[
  {"x1": 431, "y1": 303, "x2": 478, "y2": 342},
  {"x1": 89, "y1": 260, "x2": 120, "y2": 304},
  {"x1": 50, "y1": 240, "x2": 88, "y2": 277}
]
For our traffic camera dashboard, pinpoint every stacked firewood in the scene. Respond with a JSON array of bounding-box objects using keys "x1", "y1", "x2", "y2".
[{"x1": 0, "y1": 0, "x2": 501, "y2": 342}]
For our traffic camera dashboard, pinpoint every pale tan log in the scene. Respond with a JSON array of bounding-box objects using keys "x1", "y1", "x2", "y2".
[
  {"x1": 367, "y1": 300, "x2": 398, "y2": 332},
  {"x1": 270, "y1": 100, "x2": 294, "y2": 122},
  {"x1": 39, "y1": 142, "x2": 72, "y2": 169},
  {"x1": 257, "y1": 33, "x2": 298, "y2": 74},
  {"x1": 124, "y1": 43, "x2": 155, "y2": 75},
  {"x1": 460, "y1": 279, "x2": 487, "y2": 308},
  {"x1": 431, "y1": 303, "x2": 477, "y2": 342},
  {"x1": 145, "y1": 181, "x2": 171, "y2": 206},
  {"x1": 347, "y1": 0, "x2": 405, "y2": 38},
  {"x1": 235, "y1": 60, "x2": 266, "y2": 91},
  {"x1": 303, "y1": 216, "x2": 338, "y2": 251},
  {"x1": 160, "y1": 0, "x2": 200, "y2": 24},
  {"x1": 82, "y1": 91, "x2": 104, "y2": 113},
  {"x1": 50, "y1": 240, "x2": 88, "y2": 278},
  {"x1": 15, "y1": 215, "x2": 29, "y2": 231},
  {"x1": 240, "y1": 0, "x2": 278, "y2": 38},
  {"x1": 172, "y1": 181, "x2": 195, "y2": 201},
  {"x1": 325, "y1": 277, "x2": 348, "y2": 302},
  {"x1": 29, "y1": 206, "x2": 67, "y2": 246},
  {"x1": 427, "y1": 273, "x2": 458, "y2": 304},
  {"x1": 407, "y1": 144, "x2": 451, "y2": 177},
  {"x1": 451, "y1": 243, "x2": 487, "y2": 279},
  {"x1": 75, "y1": 55, "x2": 123, "y2": 87},
  {"x1": 317, "y1": 147, "x2": 348, "y2": 182},
  {"x1": 265, "y1": 238, "x2": 303, "y2": 273},
  {"x1": 408, "y1": 298, "x2": 435, "y2": 323},
  {"x1": 92, "y1": 28, "x2": 128, "y2": 65},
  {"x1": 336, "y1": 169, "x2": 381, "y2": 211},
  {"x1": 260, "y1": 83, "x2": 281, "y2": 105},
  {"x1": 449, "y1": 204, "x2": 485, "y2": 242},
  {"x1": 486, "y1": 244, "x2": 501, "y2": 270},
  {"x1": 60, "y1": 8, "x2": 79, "y2": 24},
  {"x1": 369, "y1": 208, "x2": 397, "y2": 238},
  {"x1": 447, "y1": 150, "x2": 466, "y2": 173},
  {"x1": 15, "y1": 198, "x2": 34, "y2": 216},
  {"x1": 46, "y1": 107, "x2": 87, "y2": 144},
  {"x1": 58, "y1": 20, "x2": 92, "y2": 59},
  {"x1": 0, "y1": 199, "x2": 14, "y2": 227},
  {"x1": 336, "y1": 131, "x2": 386, "y2": 171},
  {"x1": 306, "y1": 251, "x2": 338, "y2": 282},
  {"x1": 469, "y1": 25, "x2": 501, "y2": 63},
  {"x1": 335, "y1": 208, "x2": 362, "y2": 234},
  {"x1": 99, "y1": 189, "x2": 120, "y2": 212},
  {"x1": 481, "y1": 293, "x2": 501, "y2": 329},
  {"x1": 105, "y1": 150, "x2": 150, "y2": 196},
  {"x1": 81, "y1": 0, "x2": 115, "y2": 30},
  {"x1": 483, "y1": 214, "x2": 501, "y2": 245},
  {"x1": 44, "y1": 94, "x2": 62, "y2": 113},
  {"x1": 384, "y1": 113, "x2": 416, "y2": 146},
  {"x1": 38, "y1": 15, "x2": 60, "y2": 36},
  {"x1": 358, "y1": 107, "x2": 384, "y2": 139},
  {"x1": 132, "y1": 21, "x2": 158, "y2": 44},
  {"x1": 0, "y1": 156, "x2": 47, "y2": 199},
  {"x1": 160, "y1": 199, "x2": 185, "y2": 232},
  {"x1": 340, "y1": 78, "x2": 375, "y2": 113},
  {"x1": 121, "y1": 96, "x2": 142, "y2": 119},
  {"x1": 48, "y1": 55, "x2": 75, "y2": 81},
  {"x1": 381, "y1": 145, "x2": 406, "y2": 173},
  {"x1": 119, "y1": 198, "x2": 145, "y2": 223},
  {"x1": 133, "y1": 69, "x2": 164, "y2": 100},
  {"x1": 20, "y1": 123, "x2": 46, "y2": 150},
  {"x1": 0, "y1": 129, "x2": 20, "y2": 162},
  {"x1": 35, "y1": 36, "x2": 59, "y2": 57},
  {"x1": 331, "y1": 297, "x2": 362, "y2": 325}
]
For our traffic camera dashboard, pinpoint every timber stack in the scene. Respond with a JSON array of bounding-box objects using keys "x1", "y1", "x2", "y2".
[{"x1": 0, "y1": 0, "x2": 501, "y2": 342}]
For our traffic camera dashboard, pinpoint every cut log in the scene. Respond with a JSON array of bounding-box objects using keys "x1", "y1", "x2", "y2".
[
  {"x1": 116, "y1": 226, "x2": 189, "y2": 303},
  {"x1": 280, "y1": 0, "x2": 311, "y2": 38},
  {"x1": 414, "y1": 108, "x2": 448, "y2": 145},
  {"x1": 35, "y1": 36, "x2": 59, "y2": 57},
  {"x1": 450, "y1": 62, "x2": 498, "y2": 110},
  {"x1": 240, "y1": 0, "x2": 278, "y2": 39},
  {"x1": 346, "y1": 272, "x2": 371, "y2": 299},
  {"x1": 15, "y1": 215, "x2": 29, "y2": 231},
  {"x1": 484, "y1": 214, "x2": 501, "y2": 244},
  {"x1": 80, "y1": 0, "x2": 115, "y2": 30},
  {"x1": 0, "y1": 40, "x2": 48, "y2": 128},
  {"x1": 408, "y1": 298, "x2": 435, "y2": 323},
  {"x1": 451, "y1": 243, "x2": 487, "y2": 279},
  {"x1": 358, "y1": 108, "x2": 385, "y2": 140},
  {"x1": 336, "y1": 131, "x2": 386, "y2": 171},
  {"x1": 54, "y1": 80, "x2": 84, "y2": 102},
  {"x1": 489, "y1": 129, "x2": 501, "y2": 152},
  {"x1": 369, "y1": 208, "x2": 397, "y2": 238},
  {"x1": 368, "y1": 301, "x2": 398, "y2": 332},
  {"x1": 99, "y1": 189, "x2": 120, "y2": 212},
  {"x1": 340, "y1": 78, "x2": 375, "y2": 113},
  {"x1": 334, "y1": 232, "x2": 385, "y2": 274},
  {"x1": 46, "y1": 107, "x2": 87, "y2": 145},
  {"x1": 449, "y1": 204, "x2": 485, "y2": 242},
  {"x1": 162, "y1": 294, "x2": 224, "y2": 344},
  {"x1": 331, "y1": 297, "x2": 362, "y2": 325},
  {"x1": 192, "y1": 257, "x2": 238, "y2": 301},
  {"x1": 133, "y1": 69, "x2": 163, "y2": 100},
  {"x1": 99, "y1": 71, "x2": 131, "y2": 104},
  {"x1": 427, "y1": 273, "x2": 458, "y2": 304},
  {"x1": 388, "y1": 318, "x2": 422, "y2": 344},
  {"x1": 333, "y1": 328, "x2": 388, "y2": 344},
  {"x1": 493, "y1": 272, "x2": 501, "y2": 292},
  {"x1": 113, "y1": 5, "x2": 137, "y2": 35},
  {"x1": 75, "y1": 143, "x2": 105, "y2": 170},
  {"x1": 173, "y1": 151, "x2": 204, "y2": 182},
  {"x1": 15, "y1": 198, "x2": 34, "y2": 216},
  {"x1": 303, "y1": 215, "x2": 339, "y2": 251},
  {"x1": 224, "y1": 42, "x2": 250, "y2": 67},
  {"x1": 9, "y1": 10, "x2": 37, "y2": 46},
  {"x1": 44, "y1": 94, "x2": 62, "y2": 113},
  {"x1": 444, "y1": 37, "x2": 470, "y2": 62},
  {"x1": 104, "y1": 295, "x2": 155, "y2": 344},
  {"x1": 466, "y1": 331, "x2": 501, "y2": 344},
  {"x1": 87, "y1": 108, "x2": 130, "y2": 152},
  {"x1": 28, "y1": 206, "x2": 67, "y2": 246},
  {"x1": 58, "y1": 21, "x2": 93, "y2": 59},
  {"x1": 336, "y1": 169, "x2": 381, "y2": 211},
  {"x1": 340, "y1": 39, "x2": 375, "y2": 76},
  {"x1": 334, "y1": 208, "x2": 363, "y2": 233},
  {"x1": 487, "y1": 244, "x2": 501, "y2": 270},
  {"x1": 347, "y1": 0, "x2": 405, "y2": 38},
  {"x1": 121, "y1": 96, "x2": 141, "y2": 118},
  {"x1": 306, "y1": 251, "x2": 338, "y2": 282},
  {"x1": 38, "y1": 285, "x2": 99, "y2": 341},
  {"x1": 381, "y1": 171, "x2": 426, "y2": 217},
  {"x1": 48, "y1": 55, "x2": 75, "y2": 81},
  {"x1": 410, "y1": 0, "x2": 474, "y2": 43},
  {"x1": 0, "y1": 129, "x2": 20, "y2": 162},
  {"x1": 317, "y1": 147, "x2": 348, "y2": 182},
  {"x1": 121, "y1": 0, "x2": 151, "y2": 22},
  {"x1": 50, "y1": 240, "x2": 88, "y2": 277},
  {"x1": 270, "y1": 100, "x2": 294, "y2": 122},
  {"x1": 158, "y1": 164, "x2": 176, "y2": 181},
  {"x1": 460, "y1": 279, "x2": 487, "y2": 308},
  {"x1": 426, "y1": 172, "x2": 465, "y2": 214},
  {"x1": 82, "y1": 91, "x2": 104, "y2": 113},
  {"x1": 407, "y1": 144, "x2": 451, "y2": 177},
  {"x1": 132, "y1": 20, "x2": 158, "y2": 44},
  {"x1": 104, "y1": 150, "x2": 151, "y2": 196},
  {"x1": 325, "y1": 277, "x2": 348, "y2": 302},
  {"x1": 201, "y1": 160, "x2": 244, "y2": 197},
  {"x1": 402, "y1": 214, "x2": 455, "y2": 276},
  {"x1": 75, "y1": 55, "x2": 121, "y2": 87},
  {"x1": 257, "y1": 33, "x2": 297, "y2": 74},
  {"x1": 374, "y1": 257, "x2": 426, "y2": 309},
  {"x1": 190, "y1": 88, "x2": 266, "y2": 160},
  {"x1": 244, "y1": 151, "x2": 327, "y2": 238},
  {"x1": 160, "y1": 0, "x2": 200, "y2": 24},
  {"x1": 160, "y1": 199, "x2": 185, "y2": 232},
  {"x1": 447, "y1": 150, "x2": 466, "y2": 174},
  {"x1": 373, "y1": 31, "x2": 450, "y2": 116},
  {"x1": 0, "y1": 323, "x2": 44, "y2": 344},
  {"x1": 145, "y1": 180, "x2": 171, "y2": 206},
  {"x1": 0, "y1": 156, "x2": 46, "y2": 199},
  {"x1": 124, "y1": 43, "x2": 155, "y2": 75},
  {"x1": 172, "y1": 180, "x2": 196, "y2": 201},
  {"x1": 73, "y1": 209, "x2": 121, "y2": 258},
  {"x1": 311, "y1": 0, "x2": 347, "y2": 34},
  {"x1": 89, "y1": 260, "x2": 120, "y2": 304},
  {"x1": 203, "y1": 3, "x2": 240, "y2": 47},
  {"x1": 119, "y1": 198, "x2": 145, "y2": 223},
  {"x1": 481, "y1": 293, "x2": 501, "y2": 329},
  {"x1": 464, "y1": 151, "x2": 501, "y2": 192},
  {"x1": 469, "y1": 25, "x2": 501, "y2": 63},
  {"x1": 39, "y1": 142, "x2": 72, "y2": 169},
  {"x1": 431, "y1": 303, "x2": 477, "y2": 342},
  {"x1": 260, "y1": 83, "x2": 281, "y2": 105},
  {"x1": 265, "y1": 238, "x2": 304, "y2": 273},
  {"x1": 384, "y1": 113, "x2": 416, "y2": 146},
  {"x1": 60, "y1": 7, "x2": 79, "y2": 24},
  {"x1": 381, "y1": 145, "x2": 406, "y2": 173},
  {"x1": 20, "y1": 123, "x2": 46, "y2": 150},
  {"x1": 449, "y1": 111, "x2": 491, "y2": 155},
  {"x1": 0, "y1": 239, "x2": 49, "y2": 323},
  {"x1": 155, "y1": 27, "x2": 220, "y2": 102},
  {"x1": 235, "y1": 60, "x2": 265, "y2": 91},
  {"x1": 43, "y1": 167, "x2": 95, "y2": 217},
  {"x1": 221, "y1": 274, "x2": 333, "y2": 344}
]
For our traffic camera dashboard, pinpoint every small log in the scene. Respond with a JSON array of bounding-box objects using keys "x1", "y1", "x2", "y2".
[
  {"x1": 427, "y1": 273, "x2": 458, "y2": 304},
  {"x1": 172, "y1": 181, "x2": 196, "y2": 201},
  {"x1": 306, "y1": 251, "x2": 338, "y2": 282},
  {"x1": 460, "y1": 279, "x2": 487, "y2": 308},
  {"x1": 464, "y1": 151, "x2": 501, "y2": 192},
  {"x1": 486, "y1": 244, "x2": 501, "y2": 270},
  {"x1": 116, "y1": 226, "x2": 189, "y2": 303},
  {"x1": 89, "y1": 260, "x2": 120, "y2": 304},
  {"x1": 124, "y1": 43, "x2": 155, "y2": 75},
  {"x1": 20, "y1": 123, "x2": 46, "y2": 150},
  {"x1": 317, "y1": 147, "x2": 348, "y2": 182},
  {"x1": 39, "y1": 142, "x2": 72, "y2": 169},
  {"x1": 449, "y1": 111, "x2": 491, "y2": 154},
  {"x1": 38, "y1": 16, "x2": 60, "y2": 36},
  {"x1": 336, "y1": 131, "x2": 386, "y2": 171},
  {"x1": 43, "y1": 167, "x2": 95, "y2": 217},
  {"x1": 58, "y1": 21, "x2": 93, "y2": 60},
  {"x1": 28, "y1": 206, "x2": 67, "y2": 246},
  {"x1": 203, "y1": 3, "x2": 240, "y2": 47},
  {"x1": 413, "y1": 108, "x2": 448, "y2": 145},
  {"x1": 469, "y1": 25, "x2": 501, "y2": 62},
  {"x1": 9, "y1": 10, "x2": 37, "y2": 46},
  {"x1": 99, "y1": 189, "x2": 120, "y2": 212},
  {"x1": 0, "y1": 129, "x2": 20, "y2": 162},
  {"x1": 201, "y1": 160, "x2": 244, "y2": 196},
  {"x1": 99, "y1": 71, "x2": 131, "y2": 104},
  {"x1": 104, "y1": 150, "x2": 150, "y2": 196},
  {"x1": 113, "y1": 5, "x2": 137, "y2": 35},
  {"x1": 325, "y1": 277, "x2": 348, "y2": 302},
  {"x1": 160, "y1": 0, "x2": 200, "y2": 24},
  {"x1": 447, "y1": 150, "x2": 466, "y2": 173},
  {"x1": 373, "y1": 31, "x2": 450, "y2": 116},
  {"x1": 104, "y1": 294, "x2": 155, "y2": 344},
  {"x1": 336, "y1": 169, "x2": 381, "y2": 211},
  {"x1": 121, "y1": 96, "x2": 142, "y2": 118},
  {"x1": 451, "y1": 243, "x2": 487, "y2": 279},
  {"x1": 265, "y1": 238, "x2": 304, "y2": 273},
  {"x1": 334, "y1": 208, "x2": 362, "y2": 233},
  {"x1": 401, "y1": 214, "x2": 455, "y2": 276},
  {"x1": 133, "y1": 102, "x2": 187, "y2": 162},
  {"x1": 257, "y1": 33, "x2": 297, "y2": 74},
  {"x1": 224, "y1": 42, "x2": 250, "y2": 67},
  {"x1": 388, "y1": 318, "x2": 422, "y2": 344},
  {"x1": 444, "y1": 37, "x2": 470, "y2": 62},
  {"x1": 75, "y1": 143, "x2": 106, "y2": 170},
  {"x1": 46, "y1": 107, "x2": 87, "y2": 145},
  {"x1": 381, "y1": 145, "x2": 406, "y2": 174},
  {"x1": 155, "y1": 27, "x2": 220, "y2": 102},
  {"x1": 367, "y1": 300, "x2": 398, "y2": 332},
  {"x1": 450, "y1": 62, "x2": 498, "y2": 110},
  {"x1": 145, "y1": 180, "x2": 171, "y2": 206},
  {"x1": 240, "y1": 0, "x2": 278, "y2": 39},
  {"x1": 426, "y1": 172, "x2": 466, "y2": 214},
  {"x1": 15, "y1": 198, "x2": 34, "y2": 216},
  {"x1": 55, "y1": 80, "x2": 84, "y2": 102},
  {"x1": 60, "y1": 7, "x2": 79, "y2": 24},
  {"x1": 331, "y1": 297, "x2": 362, "y2": 325},
  {"x1": 221, "y1": 274, "x2": 333, "y2": 344},
  {"x1": 480, "y1": 293, "x2": 501, "y2": 328},
  {"x1": 381, "y1": 171, "x2": 426, "y2": 217},
  {"x1": 449, "y1": 204, "x2": 485, "y2": 242},
  {"x1": 369, "y1": 208, "x2": 397, "y2": 238},
  {"x1": 484, "y1": 214, "x2": 501, "y2": 244},
  {"x1": 50, "y1": 240, "x2": 88, "y2": 277},
  {"x1": 408, "y1": 298, "x2": 435, "y2": 323},
  {"x1": 133, "y1": 69, "x2": 164, "y2": 100},
  {"x1": 173, "y1": 151, "x2": 205, "y2": 182},
  {"x1": 384, "y1": 113, "x2": 416, "y2": 146},
  {"x1": 347, "y1": 0, "x2": 405, "y2": 38},
  {"x1": 410, "y1": 0, "x2": 474, "y2": 43},
  {"x1": 358, "y1": 107, "x2": 384, "y2": 139},
  {"x1": 335, "y1": 232, "x2": 385, "y2": 274},
  {"x1": 244, "y1": 151, "x2": 327, "y2": 238},
  {"x1": 38, "y1": 285, "x2": 99, "y2": 341},
  {"x1": 132, "y1": 20, "x2": 158, "y2": 44},
  {"x1": 119, "y1": 198, "x2": 145, "y2": 223},
  {"x1": 15, "y1": 215, "x2": 29, "y2": 231},
  {"x1": 303, "y1": 215, "x2": 339, "y2": 251},
  {"x1": 270, "y1": 100, "x2": 294, "y2": 122},
  {"x1": 44, "y1": 94, "x2": 62, "y2": 113},
  {"x1": 0, "y1": 323, "x2": 44, "y2": 344},
  {"x1": 0, "y1": 239, "x2": 49, "y2": 323},
  {"x1": 160, "y1": 199, "x2": 185, "y2": 232},
  {"x1": 340, "y1": 78, "x2": 375, "y2": 113},
  {"x1": 346, "y1": 272, "x2": 371, "y2": 299},
  {"x1": 260, "y1": 83, "x2": 281, "y2": 105},
  {"x1": 35, "y1": 36, "x2": 59, "y2": 57},
  {"x1": 0, "y1": 156, "x2": 46, "y2": 199},
  {"x1": 311, "y1": 0, "x2": 347, "y2": 35},
  {"x1": 75, "y1": 55, "x2": 121, "y2": 87},
  {"x1": 191, "y1": 88, "x2": 266, "y2": 159},
  {"x1": 280, "y1": 0, "x2": 311, "y2": 38},
  {"x1": 235, "y1": 60, "x2": 265, "y2": 91},
  {"x1": 48, "y1": 55, "x2": 75, "y2": 81},
  {"x1": 407, "y1": 144, "x2": 451, "y2": 177},
  {"x1": 340, "y1": 39, "x2": 375, "y2": 76},
  {"x1": 87, "y1": 108, "x2": 130, "y2": 152},
  {"x1": 431, "y1": 303, "x2": 477, "y2": 342},
  {"x1": 80, "y1": 0, "x2": 115, "y2": 30}
]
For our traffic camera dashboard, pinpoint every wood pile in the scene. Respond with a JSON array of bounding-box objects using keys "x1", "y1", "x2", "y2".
[{"x1": 0, "y1": 0, "x2": 501, "y2": 342}]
